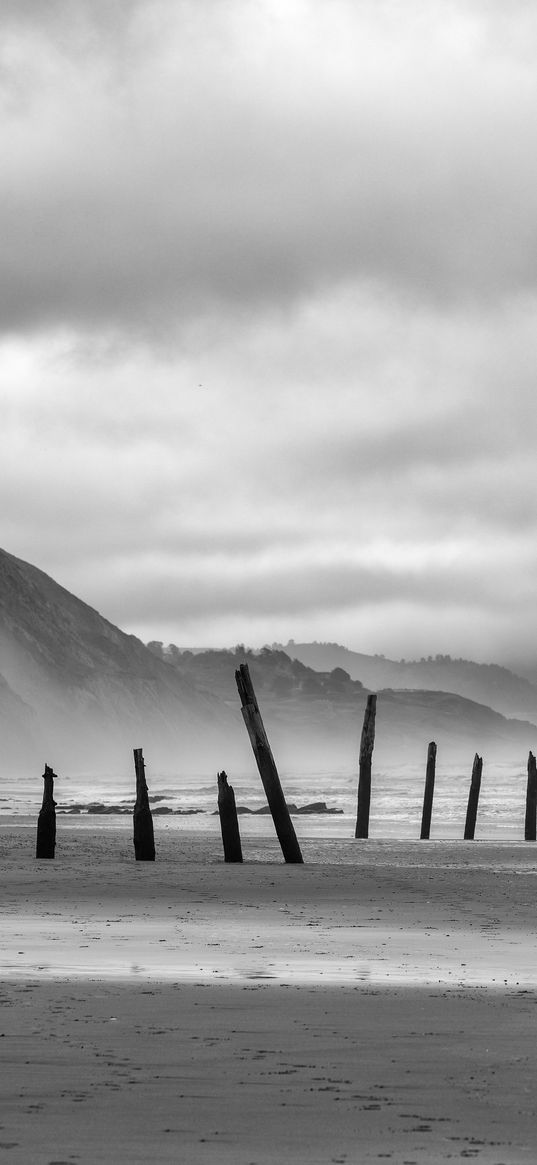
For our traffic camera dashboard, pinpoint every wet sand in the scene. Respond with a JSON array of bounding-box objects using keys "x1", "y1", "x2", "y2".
[{"x1": 1, "y1": 825, "x2": 537, "y2": 1162}]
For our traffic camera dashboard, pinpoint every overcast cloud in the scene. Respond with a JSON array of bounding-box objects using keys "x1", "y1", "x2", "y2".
[{"x1": 2, "y1": 0, "x2": 537, "y2": 664}]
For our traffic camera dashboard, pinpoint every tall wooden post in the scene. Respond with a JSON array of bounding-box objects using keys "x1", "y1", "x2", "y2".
[
  {"x1": 464, "y1": 753, "x2": 483, "y2": 840},
  {"x1": 420, "y1": 741, "x2": 437, "y2": 840},
  {"x1": 525, "y1": 751, "x2": 537, "y2": 841},
  {"x1": 355, "y1": 694, "x2": 377, "y2": 839},
  {"x1": 133, "y1": 748, "x2": 155, "y2": 861},
  {"x1": 36, "y1": 764, "x2": 56, "y2": 859},
  {"x1": 235, "y1": 663, "x2": 303, "y2": 863},
  {"x1": 217, "y1": 771, "x2": 243, "y2": 862}
]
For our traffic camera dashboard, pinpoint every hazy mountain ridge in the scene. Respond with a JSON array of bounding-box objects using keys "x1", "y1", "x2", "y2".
[
  {"x1": 0, "y1": 547, "x2": 237, "y2": 774},
  {"x1": 274, "y1": 641, "x2": 537, "y2": 723},
  {"x1": 1, "y1": 545, "x2": 536, "y2": 779},
  {"x1": 148, "y1": 643, "x2": 537, "y2": 768}
]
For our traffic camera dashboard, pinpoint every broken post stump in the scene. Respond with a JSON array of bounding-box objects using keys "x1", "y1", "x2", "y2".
[
  {"x1": 355, "y1": 694, "x2": 377, "y2": 839},
  {"x1": 35, "y1": 763, "x2": 56, "y2": 859},
  {"x1": 464, "y1": 753, "x2": 483, "y2": 840},
  {"x1": 525, "y1": 751, "x2": 537, "y2": 841},
  {"x1": 133, "y1": 748, "x2": 155, "y2": 861},
  {"x1": 217, "y1": 771, "x2": 243, "y2": 862},
  {"x1": 235, "y1": 663, "x2": 303, "y2": 863},
  {"x1": 420, "y1": 741, "x2": 437, "y2": 840}
]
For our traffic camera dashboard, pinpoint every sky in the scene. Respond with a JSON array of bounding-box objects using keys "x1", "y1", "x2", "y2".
[{"x1": 2, "y1": 0, "x2": 537, "y2": 665}]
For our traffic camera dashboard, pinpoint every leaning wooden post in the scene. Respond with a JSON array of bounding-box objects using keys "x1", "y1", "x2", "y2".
[
  {"x1": 420, "y1": 741, "x2": 437, "y2": 840},
  {"x1": 524, "y1": 751, "x2": 537, "y2": 841},
  {"x1": 355, "y1": 694, "x2": 377, "y2": 839},
  {"x1": 217, "y1": 771, "x2": 243, "y2": 862},
  {"x1": 464, "y1": 753, "x2": 483, "y2": 840},
  {"x1": 133, "y1": 748, "x2": 155, "y2": 861},
  {"x1": 36, "y1": 764, "x2": 56, "y2": 859},
  {"x1": 235, "y1": 663, "x2": 303, "y2": 863}
]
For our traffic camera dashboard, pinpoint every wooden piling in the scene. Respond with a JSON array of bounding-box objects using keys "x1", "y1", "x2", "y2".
[
  {"x1": 525, "y1": 751, "x2": 537, "y2": 841},
  {"x1": 420, "y1": 741, "x2": 437, "y2": 840},
  {"x1": 133, "y1": 748, "x2": 155, "y2": 861},
  {"x1": 217, "y1": 771, "x2": 243, "y2": 862},
  {"x1": 235, "y1": 663, "x2": 303, "y2": 863},
  {"x1": 35, "y1": 763, "x2": 56, "y2": 859},
  {"x1": 464, "y1": 753, "x2": 483, "y2": 840},
  {"x1": 355, "y1": 694, "x2": 377, "y2": 839}
]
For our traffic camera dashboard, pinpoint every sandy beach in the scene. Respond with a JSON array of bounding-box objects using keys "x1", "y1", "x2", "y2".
[{"x1": 2, "y1": 824, "x2": 537, "y2": 1163}]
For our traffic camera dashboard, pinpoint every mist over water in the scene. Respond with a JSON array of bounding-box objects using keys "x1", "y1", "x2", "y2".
[{"x1": 3, "y1": 761, "x2": 529, "y2": 842}]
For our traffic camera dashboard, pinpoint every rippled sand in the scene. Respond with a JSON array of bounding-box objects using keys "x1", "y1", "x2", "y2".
[{"x1": 1, "y1": 824, "x2": 537, "y2": 1162}]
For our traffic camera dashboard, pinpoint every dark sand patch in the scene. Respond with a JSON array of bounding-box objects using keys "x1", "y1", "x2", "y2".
[{"x1": 0, "y1": 980, "x2": 536, "y2": 1163}]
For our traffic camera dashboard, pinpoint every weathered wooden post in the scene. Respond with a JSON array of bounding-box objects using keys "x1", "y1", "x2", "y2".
[
  {"x1": 355, "y1": 694, "x2": 377, "y2": 839},
  {"x1": 217, "y1": 771, "x2": 243, "y2": 862},
  {"x1": 133, "y1": 748, "x2": 155, "y2": 861},
  {"x1": 235, "y1": 663, "x2": 303, "y2": 863},
  {"x1": 420, "y1": 741, "x2": 437, "y2": 840},
  {"x1": 524, "y1": 751, "x2": 537, "y2": 841},
  {"x1": 464, "y1": 753, "x2": 483, "y2": 840},
  {"x1": 36, "y1": 764, "x2": 56, "y2": 859}
]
